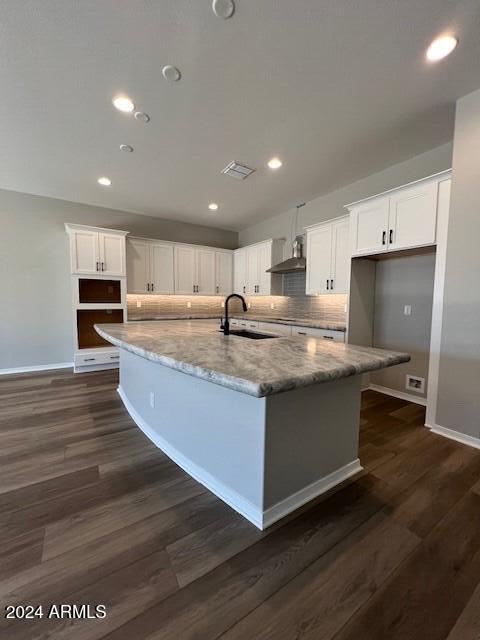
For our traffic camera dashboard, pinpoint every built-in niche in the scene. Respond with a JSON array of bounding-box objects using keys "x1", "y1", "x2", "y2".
[
  {"x1": 77, "y1": 309, "x2": 123, "y2": 349},
  {"x1": 78, "y1": 279, "x2": 121, "y2": 304}
]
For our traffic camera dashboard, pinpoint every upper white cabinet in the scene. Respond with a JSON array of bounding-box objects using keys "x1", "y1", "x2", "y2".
[
  {"x1": 305, "y1": 216, "x2": 349, "y2": 295},
  {"x1": 233, "y1": 248, "x2": 247, "y2": 294},
  {"x1": 127, "y1": 238, "x2": 174, "y2": 294},
  {"x1": 215, "y1": 250, "x2": 233, "y2": 295},
  {"x1": 347, "y1": 173, "x2": 445, "y2": 258},
  {"x1": 65, "y1": 224, "x2": 128, "y2": 276},
  {"x1": 235, "y1": 239, "x2": 284, "y2": 296}
]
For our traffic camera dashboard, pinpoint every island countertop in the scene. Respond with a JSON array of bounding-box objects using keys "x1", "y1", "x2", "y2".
[{"x1": 95, "y1": 320, "x2": 410, "y2": 398}]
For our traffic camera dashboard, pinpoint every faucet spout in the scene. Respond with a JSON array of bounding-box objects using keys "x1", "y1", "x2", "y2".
[{"x1": 221, "y1": 293, "x2": 247, "y2": 335}]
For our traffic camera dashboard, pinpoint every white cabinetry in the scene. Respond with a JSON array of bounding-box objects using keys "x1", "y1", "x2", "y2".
[
  {"x1": 235, "y1": 239, "x2": 284, "y2": 296},
  {"x1": 127, "y1": 238, "x2": 174, "y2": 294},
  {"x1": 66, "y1": 225, "x2": 128, "y2": 276},
  {"x1": 347, "y1": 174, "x2": 441, "y2": 258},
  {"x1": 215, "y1": 250, "x2": 233, "y2": 295},
  {"x1": 305, "y1": 216, "x2": 349, "y2": 295},
  {"x1": 174, "y1": 246, "x2": 218, "y2": 295}
]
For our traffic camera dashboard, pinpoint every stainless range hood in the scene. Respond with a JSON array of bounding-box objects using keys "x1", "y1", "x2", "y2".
[{"x1": 266, "y1": 235, "x2": 306, "y2": 274}]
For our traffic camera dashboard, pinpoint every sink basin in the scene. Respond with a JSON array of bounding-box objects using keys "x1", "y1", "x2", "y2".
[{"x1": 219, "y1": 330, "x2": 279, "y2": 340}]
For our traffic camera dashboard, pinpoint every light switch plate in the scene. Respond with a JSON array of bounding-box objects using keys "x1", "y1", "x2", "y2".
[
  {"x1": 404, "y1": 305, "x2": 412, "y2": 316},
  {"x1": 187, "y1": 301, "x2": 191, "y2": 308},
  {"x1": 270, "y1": 303, "x2": 275, "y2": 310},
  {"x1": 136, "y1": 300, "x2": 142, "y2": 308},
  {"x1": 149, "y1": 391, "x2": 155, "y2": 408}
]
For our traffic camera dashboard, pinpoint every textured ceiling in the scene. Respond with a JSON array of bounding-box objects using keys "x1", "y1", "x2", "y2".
[{"x1": 0, "y1": 0, "x2": 479, "y2": 231}]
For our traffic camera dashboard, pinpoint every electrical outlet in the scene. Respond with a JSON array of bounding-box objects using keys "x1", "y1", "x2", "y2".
[
  {"x1": 136, "y1": 300, "x2": 142, "y2": 308},
  {"x1": 406, "y1": 375, "x2": 424, "y2": 393},
  {"x1": 149, "y1": 391, "x2": 155, "y2": 408},
  {"x1": 187, "y1": 301, "x2": 191, "y2": 309},
  {"x1": 248, "y1": 302, "x2": 251, "y2": 309},
  {"x1": 221, "y1": 301, "x2": 225, "y2": 308},
  {"x1": 404, "y1": 305, "x2": 412, "y2": 316},
  {"x1": 270, "y1": 303, "x2": 275, "y2": 310},
  {"x1": 344, "y1": 304, "x2": 347, "y2": 313}
]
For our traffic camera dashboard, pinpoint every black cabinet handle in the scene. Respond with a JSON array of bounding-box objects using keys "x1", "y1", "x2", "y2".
[
  {"x1": 96, "y1": 261, "x2": 100, "y2": 271},
  {"x1": 326, "y1": 279, "x2": 329, "y2": 290},
  {"x1": 389, "y1": 229, "x2": 393, "y2": 244},
  {"x1": 330, "y1": 279, "x2": 334, "y2": 290},
  {"x1": 151, "y1": 283, "x2": 154, "y2": 291},
  {"x1": 382, "y1": 230, "x2": 386, "y2": 245},
  {"x1": 322, "y1": 335, "x2": 334, "y2": 340},
  {"x1": 146, "y1": 283, "x2": 150, "y2": 291},
  {"x1": 243, "y1": 285, "x2": 246, "y2": 294}
]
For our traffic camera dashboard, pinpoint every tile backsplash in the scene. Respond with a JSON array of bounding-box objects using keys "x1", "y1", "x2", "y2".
[{"x1": 127, "y1": 272, "x2": 347, "y2": 325}]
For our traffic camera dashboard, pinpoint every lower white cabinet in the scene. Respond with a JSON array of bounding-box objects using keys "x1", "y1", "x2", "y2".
[
  {"x1": 291, "y1": 326, "x2": 345, "y2": 342},
  {"x1": 231, "y1": 319, "x2": 345, "y2": 341},
  {"x1": 127, "y1": 239, "x2": 174, "y2": 294},
  {"x1": 258, "y1": 321, "x2": 292, "y2": 336},
  {"x1": 306, "y1": 216, "x2": 349, "y2": 294}
]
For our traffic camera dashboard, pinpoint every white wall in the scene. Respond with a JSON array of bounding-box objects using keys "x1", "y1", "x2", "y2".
[
  {"x1": 239, "y1": 142, "x2": 453, "y2": 253},
  {"x1": 0, "y1": 189, "x2": 237, "y2": 370},
  {"x1": 436, "y1": 88, "x2": 480, "y2": 440}
]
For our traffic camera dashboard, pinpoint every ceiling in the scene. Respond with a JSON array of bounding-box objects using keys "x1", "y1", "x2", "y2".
[{"x1": 0, "y1": 1, "x2": 479, "y2": 232}]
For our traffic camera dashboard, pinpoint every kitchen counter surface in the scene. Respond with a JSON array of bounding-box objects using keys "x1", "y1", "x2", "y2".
[
  {"x1": 127, "y1": 314, "x2": 347, "y2": 332},
  {"x1": 96, "y1": 320, "x2": 409, "y2": 398}
]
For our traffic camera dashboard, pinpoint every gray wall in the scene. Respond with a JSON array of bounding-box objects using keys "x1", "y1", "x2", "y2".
[
  {"x1": 0, "y1": 189, "x2": 237, "y2": 370},
  {"x1": 371, "y1": 254, "x2": 436, "y2": 398},
  {"x1": 436, "y1": 89, "x2": 480, "y2": 439},
  {"x1": 239, "y1": 142, "x2": 453, "y2": 253}
]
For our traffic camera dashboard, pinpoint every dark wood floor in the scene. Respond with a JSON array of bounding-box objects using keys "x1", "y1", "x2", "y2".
[{"x1": 1, "y1": 369, "x2": 480, "y2": 640}]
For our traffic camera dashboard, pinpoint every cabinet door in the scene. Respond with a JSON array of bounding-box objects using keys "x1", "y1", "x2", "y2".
[
  {"x1": 330, "y1": 218, "x2": 350, "y2": 293},
  {"x1": 350, "y1": 197, "x2": 389, "y2": 256},
  {"x1": 245, "y1": 246, "x2": 259, "y2": 295},
  {"x1": 126, "y1": 239, "x2": 150, "y2": 293},
  {"x1": 215, "y1": 251, "x2": 233, "y2": 295},
  {"x1": 257, "y1": 242, "x2": 273, "y2": 295},
  {"x1": 70, "y1": 229, "x2": 99, "y2": 274},
  {"x1": 99, "y1": 233, "x2": 125, "y2": 276},
  {"x1": 306, "y1": 225, "x2": 332, "y2": 294},
  {"x1": 196, "y1": 249, "x2": 216, "y2": 294},
  {"x1": 388, "y1": 181, "x2": 438, "y2": 251},
  {"x1": 150, "y1": 243, "x2": 174, "y2": 294},
  {"x1": 233, "y1": 249, "x2": 247, "y2": 295},
  {"x1": 174, "y1": 246, "x2": 196, "y2": 294}
]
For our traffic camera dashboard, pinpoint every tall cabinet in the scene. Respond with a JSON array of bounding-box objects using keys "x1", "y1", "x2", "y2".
[{"x1": 65, "y1": 224, "x2": 128, "y2": 373}]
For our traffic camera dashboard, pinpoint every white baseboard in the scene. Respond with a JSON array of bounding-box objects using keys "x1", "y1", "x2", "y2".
[
  {"x1": 263, "y1": 459, "x2": 363, "y2": 529},
  {"x1": 426, "y1": 422, "x2": 480, "y2": 450},
  {"x1": 118, "y1": 385, "x2": 363, "y2": 530},
  {"x1": 0, "y1": 362, "x2": 73, "y2": 376},
  {"x1": 368, "y1": 383, "x2": 427, "y2": 406}
]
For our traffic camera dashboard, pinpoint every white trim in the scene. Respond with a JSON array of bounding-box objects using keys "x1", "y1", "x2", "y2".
[
  {"x1": 0, "y1": 362, "x2": 73, "y2": 376},
  {"x1": 426, "y1": 177, "x2": 451, "y2": 426},
  {"x1": 304, "y1": 213, "x2": 349, "y2": 231},
  {"x1": 427, "y1": 423, "x2": 480, "y2": 450},
  {"x1": 118, "y1": 385, "x2": 264, "y2": 528},
  {"x1": 344, "y1": 169, "x2": 452, "y2": 209},
  {"x1": 368, "y1": 383, "x2": 427, "y2": 406},
  {"x1": 118, "y1": 385, "x2": 362, "y2": 530},
  {"x1": 263, "y1": 459, "x2": 362, "y2": 529},
  {"x1": 65, "y1": 223, "x2": 129, "y2": 236}
]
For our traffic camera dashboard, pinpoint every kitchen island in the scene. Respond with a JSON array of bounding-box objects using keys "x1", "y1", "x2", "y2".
[{"x1": 96, "y1": 319, "x2": 409, "y2": 529}]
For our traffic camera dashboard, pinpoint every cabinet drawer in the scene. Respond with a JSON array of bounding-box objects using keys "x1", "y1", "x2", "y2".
[
  {"x1": 291, "y1": 327, "x2": 345, "y2": 342},
  {"x1": 257, "y1": 321, "x2": 292, "y2": 336},
  {"x1": 74, "y1": 350, "x2": 120, "y2": 367},
  {"x1": 233, "y1": 318, "x2": 255, "y2": 329}
]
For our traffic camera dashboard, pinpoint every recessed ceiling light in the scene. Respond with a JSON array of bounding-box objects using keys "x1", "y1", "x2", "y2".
[
  {"x1": 212, "y1": 0, "x2": 235, "y2": 19},
  {"x1": 426, "y1": 35, "x2": 458, "y2": 62},
  {"x1": 97, "y1": 176, "x2": 112, "y2": 186},
  {"x1": 267, "y1": 157, "x2": 283, "y2": 170},
  {"x1": 208, "y1": 202, "x2": 219, "y2": 211},
  {"x1": 134, "y1": 111, "x2": 150, "y2": 123},
  {"x1": 119, "y1": 144, "x2": 134, "y2": 152},
  {"x1": 112, "y1": 95, "x2": 135, "y2": 113},
  {"x1": 162, "y1": 65, "x2": 182, "y2": 82}
]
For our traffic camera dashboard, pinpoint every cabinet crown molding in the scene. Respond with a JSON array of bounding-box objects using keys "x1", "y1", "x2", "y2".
[
  {"x1": 343, "y1": 169, "x2": 452, "y2": 211},
  {"x1": 304, "y1": 214, "x2": 349, "y2": 231},
  {"x1": 65, "y1": 223, "x2": 129, "y2": 236}
]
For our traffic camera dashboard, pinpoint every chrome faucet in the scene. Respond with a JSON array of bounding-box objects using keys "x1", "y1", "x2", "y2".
[{"x1": 221, "y1": 294, "x2": 248, "y2": 335}]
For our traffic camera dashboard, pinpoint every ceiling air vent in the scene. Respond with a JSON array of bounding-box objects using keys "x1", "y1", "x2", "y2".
[{"x1": 221, "y1": 161, "x2": 256, "y2": 180}]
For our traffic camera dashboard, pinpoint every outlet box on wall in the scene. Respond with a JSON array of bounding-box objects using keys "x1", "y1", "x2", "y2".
[{"x1": 406, "y1": 374, "x2": 425, "y2": 394}]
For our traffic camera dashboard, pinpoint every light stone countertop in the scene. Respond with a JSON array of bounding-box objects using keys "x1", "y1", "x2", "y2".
[
  {"x1": 127, "y1": 314, "x2": 347, "y2": 332},
  {"x1": 96, "y1": 320, "x2": 409, "y2": 398}
]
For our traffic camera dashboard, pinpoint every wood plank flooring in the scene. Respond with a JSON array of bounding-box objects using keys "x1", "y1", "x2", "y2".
[{"x1": 1, "y1": 369, "x2": 480, "y2": 640}]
